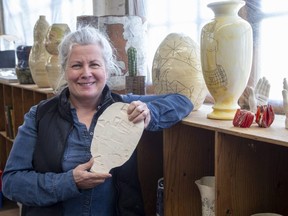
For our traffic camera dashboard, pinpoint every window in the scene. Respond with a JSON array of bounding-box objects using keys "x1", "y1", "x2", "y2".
[
  {"x1": 146, "y1": 0, "x2": 213, "y2": 68},
  {"x1": 2, "y1": 0, "x2": 93, "y2": 45},
  {"x1": 146, "y1": 0, "x2": 288, "y2": 110},
  {"x1": 257, "y1": 0, "x2": 288, "y2": 100}
]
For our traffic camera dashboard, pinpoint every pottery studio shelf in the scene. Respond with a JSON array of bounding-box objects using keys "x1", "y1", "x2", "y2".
[{"x1": 163, "y1": 104, "x2": 288, "y2": 216}]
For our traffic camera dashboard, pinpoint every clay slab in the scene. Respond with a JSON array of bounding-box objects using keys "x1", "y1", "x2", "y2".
[{"x1": 91, "y1": 102, "x2": 144, "y2": 173}]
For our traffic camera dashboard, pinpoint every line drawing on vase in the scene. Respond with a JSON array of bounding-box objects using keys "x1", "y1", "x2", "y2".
[
  {"x1": 153, "y1": 40, "x2": 203, "y2": 100},
  {"x1": 202, "y1": 22, "x2": 228, "y2": 94}
]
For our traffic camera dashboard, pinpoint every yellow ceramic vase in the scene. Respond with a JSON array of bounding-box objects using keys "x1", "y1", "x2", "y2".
[
  {"x1": 45, "y1": 23, "x2": 70, "y2": 90},
  {"x1": 201, "y1": 0, "x2": 253, "y2": 119}
]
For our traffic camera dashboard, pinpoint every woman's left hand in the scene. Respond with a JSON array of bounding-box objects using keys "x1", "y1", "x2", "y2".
[{"x1": 127, "y1": 101, "x2": 151, "y2": 128}]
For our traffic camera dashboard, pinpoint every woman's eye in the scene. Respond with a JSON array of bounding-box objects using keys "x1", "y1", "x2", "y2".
[
  {"x1": 90, "y1": 63, "x2": 100, "y2": 69},
  {"x1": 72, "y1": 64, "x2": 81, "y2": 69}
]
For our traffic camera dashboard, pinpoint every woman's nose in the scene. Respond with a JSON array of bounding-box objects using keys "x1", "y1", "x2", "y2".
[{"x1": 81, "y1": 65, "x2": 92, "y2": 77}]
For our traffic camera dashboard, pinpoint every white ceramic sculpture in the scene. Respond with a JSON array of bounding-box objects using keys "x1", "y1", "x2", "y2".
[
  {"x1": 248, "y1": 77, "x2": 270, "y2": 113},
  {"x1": 90, "y1": 102, "x2": 144, "y2": 173}
]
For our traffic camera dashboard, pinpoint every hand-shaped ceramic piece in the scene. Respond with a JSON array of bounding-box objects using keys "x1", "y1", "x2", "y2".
[
  {"x1": 282, "y1": 78, "x2": 288, "y2": 129},
  {"x1": 248, "y1": 77, "x2": 270, "y2": 113},
  {"x1": 90, "y1": 102, "x2": 144, "y2": 173}
]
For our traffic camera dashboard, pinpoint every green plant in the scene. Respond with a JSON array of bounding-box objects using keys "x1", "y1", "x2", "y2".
[{"x1": 127, "y1": 46, "x2": 137, "y2": 76}]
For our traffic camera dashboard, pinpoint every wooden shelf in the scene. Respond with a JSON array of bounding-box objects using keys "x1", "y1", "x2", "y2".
[
  {"x1": 5, "y1": 81, "x2": 287, "y2": 215},
  {"x1": 163, "y1": 104, "x2": 288, "y2": 216},
  {"x1": 0, "y1": 81, "x2": 54, "y2": 170}
]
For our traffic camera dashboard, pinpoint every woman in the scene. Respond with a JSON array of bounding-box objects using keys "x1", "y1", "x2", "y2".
[{"x1": 2, "y1": 26, "x2": 193, "y2": 216}]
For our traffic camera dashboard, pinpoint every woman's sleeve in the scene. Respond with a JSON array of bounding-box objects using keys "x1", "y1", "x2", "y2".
[
  {"x1": 2, "y1": 105, "x2": 80, "y2": 206},
  {"x1": 122, "y1": 93, "x2": 193, "y2": 131}
]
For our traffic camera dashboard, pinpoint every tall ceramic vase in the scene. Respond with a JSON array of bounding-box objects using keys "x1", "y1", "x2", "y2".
[
  {"x1": 45, "y1": 23, "x2": 70, "y2": 90},
  {"x1": 29, "y1": 15, "x2": 51, "y2": 88},
  {"x1": 195, "y1": 176, "x2": 215, "y2": 216},
  {"x1": 201, "y1": 0, "x2": 253, "y2": 120}
]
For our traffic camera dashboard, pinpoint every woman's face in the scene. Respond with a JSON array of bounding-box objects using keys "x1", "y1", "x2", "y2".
[{"x1": 65, "y1": 44, "x2": 107, "y2": 103}]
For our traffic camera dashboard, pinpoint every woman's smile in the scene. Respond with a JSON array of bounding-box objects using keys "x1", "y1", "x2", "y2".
[{"x1": 77, "y1": 81, "x2": 96, "y2": 86}]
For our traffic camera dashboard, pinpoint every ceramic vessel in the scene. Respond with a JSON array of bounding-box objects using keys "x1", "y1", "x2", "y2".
[
  {"x1": 195, "y1": 176, "x2": 215, "y2": 216},
  {"x1": 15, "y1": 45, "x2": 34, "y2": 84},
  {"x1": 29, "y1": 15, "x2": 51, "y2": 88},
  {"x1": 201, "y1": 0, "x2": 253, "y2": 119},
  {"x1": 152, "y1": 33, "x2": 207, "y2": 110},
  {"x1": 45, "y1": 23, "x2": 70, "y2": 90}
]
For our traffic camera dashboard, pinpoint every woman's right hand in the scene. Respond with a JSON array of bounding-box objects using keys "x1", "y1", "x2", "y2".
[{"x1": 72, "y1": 158, "x2": 112, "y2": 189}]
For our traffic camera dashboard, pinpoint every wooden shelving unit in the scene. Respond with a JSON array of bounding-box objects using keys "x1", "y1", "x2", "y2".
[
  {"x1": 4, "y1": 81, "x2": 287, "y2": 215},
  {"x1": 0, "y1": 81, "x2": 54, "y2": 170},
  {"x1": 163, "y1": 105, "x2": 288, "y2": 216}
]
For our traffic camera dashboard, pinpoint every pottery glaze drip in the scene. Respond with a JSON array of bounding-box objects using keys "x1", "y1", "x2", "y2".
[{"x1": 201, "y1": 0, "x2": 253, "y2": 119}]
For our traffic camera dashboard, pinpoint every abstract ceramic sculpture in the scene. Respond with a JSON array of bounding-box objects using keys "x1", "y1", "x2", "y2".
[
  {"x1": 239, "y1": 77, "x2": 270, "y2": 111},
  {"x1": 90, "y1": 102, "x2": 144, "y2": 173},
  {"x1": 152, "y1": 33, "x2": 207, "y2": 110},
  {"x1": 29, "y1": 15, "x2": 51, "y2": 88},
  {"x1": 247, "y1": 77, "x2": 270, "y2": 113},
  {"x1": 45, "y1": 23, "x2": 70, "y2": 90},
  {"x1": 201, "y1": 0, "x2": 253, "y2": 119}
]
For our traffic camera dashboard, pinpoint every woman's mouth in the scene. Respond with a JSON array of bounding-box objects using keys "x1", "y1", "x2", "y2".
[{"x1": 78, "y1": 81, "x2": 96, "y2": 86}]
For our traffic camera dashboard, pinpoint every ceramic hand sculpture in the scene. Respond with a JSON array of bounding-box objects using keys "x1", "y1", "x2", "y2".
[
  {"x1": 282, "y1": 78, "x2": 288, "y2": 129},
  {"x1": 248, "y1": 77, "x2": 270, "y2": 113}
]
